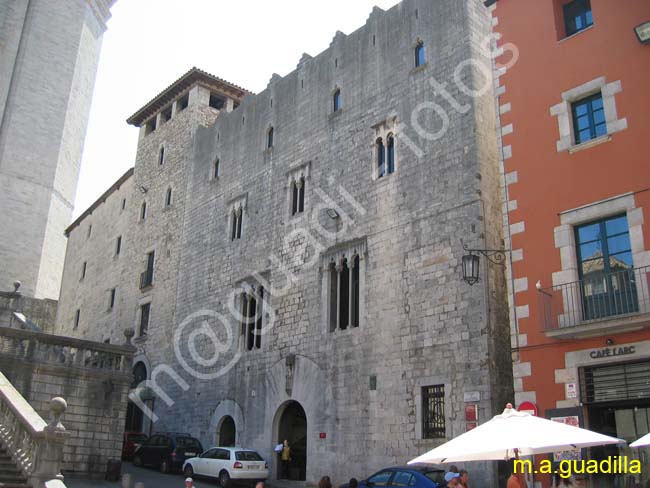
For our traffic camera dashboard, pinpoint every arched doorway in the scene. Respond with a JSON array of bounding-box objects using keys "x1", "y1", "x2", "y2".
[
  {"x1": 125, "y1": 362, "x2": 148, "y2": 432},
  {"x1": 218, "y1": 415, "x2": 236, "y2": 446},
  {"x1": 276, "y1": 401, "x2": 307, "y2": 481}
]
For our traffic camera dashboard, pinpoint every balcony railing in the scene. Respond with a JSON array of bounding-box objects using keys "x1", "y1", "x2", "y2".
[
  {"x1": 539, "y1": 265, "x2": 650, "y2": 335},
  {"x1": 0, "y1": 326, "x2": 134, "y2": 374}
]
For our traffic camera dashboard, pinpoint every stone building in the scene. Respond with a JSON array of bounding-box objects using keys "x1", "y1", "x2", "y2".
[
  {"x1": 55, "y1": 0, "x2": 512, "y2": 486},
  {"x1": 0, "y1": 0, "x2": 116, "y2": 299}
]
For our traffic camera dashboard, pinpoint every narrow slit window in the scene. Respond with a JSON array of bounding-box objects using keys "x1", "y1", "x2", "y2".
[
  {"x1": 214, "y1": 159, "x2": 220, "y2": 179},
  {"x1": 339, "y1": 259, "x2": 350, "y2": 330},
  {"x1": 165, "y1": 188, "x2": 172, "y2": 207},
  {"x1": 387, "y1": 134, "x2": 395, "y2": 174},
  {"x1": 267, "y1": 127, "x2": 274, "y2": 149},
  {"x1": 298, "y1": 177, "x2": 305, "y2": 213},
  {"x1": 159, "y1": 147, "x2": 165, "y2": 166},
  {"x1": 236, "y1": 208, "x2": 243, "y2": 239},
  {"x1": 231, "y1": 210, "x2": 237, "y2": 241},
  {"x1": 291, "y1": 180, "x2": 299, "y2": 215},
  {"x1": 140, "y1": 202, "x2": 147, "y2": 220}
]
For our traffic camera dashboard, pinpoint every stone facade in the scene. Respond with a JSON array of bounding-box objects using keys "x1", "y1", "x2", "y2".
[
  {"x1": 0, "y1": 0, "x2": 116, "y2": 299},
  {"x1": 56, "y1": 1, "x2": 512, "y2": 486}
]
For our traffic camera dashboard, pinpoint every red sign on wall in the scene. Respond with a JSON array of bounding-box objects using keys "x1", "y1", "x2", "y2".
[
  {"x1": 465, "y1": 404, "x2": 478, "y2": 422},
  {"x1": 319, "y1": 432, "x2": 326, "y2": 439}
]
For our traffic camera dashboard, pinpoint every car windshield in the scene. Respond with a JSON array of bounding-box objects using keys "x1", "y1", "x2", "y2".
[
  {"x1": 235, "y1": 451, "x2": 264, "y2": 461},
  {"x1": 176, "y1": 437, "x2": 202, "y2": 451},
  {"x1": 127, "y1": 434, "x2": 147, "y2": 443}
]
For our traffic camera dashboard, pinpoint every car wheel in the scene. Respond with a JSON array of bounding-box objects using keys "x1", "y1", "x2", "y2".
[
  {"x1": 184, "y1": 465, "x2": 194, "y2": 478},
  {"x1": 219, "y1": 470, "x2": 231, "y2": 488},
  {"x1": 160, "y1": 460, "x2": 170, "y2": 474},
  {"x1": 133, "y1": 454, "x2": 143, "y2": 467}
]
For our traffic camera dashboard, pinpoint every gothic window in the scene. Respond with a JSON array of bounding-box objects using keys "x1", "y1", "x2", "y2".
[
  {"x1": 387, "y1": 134, "x2": 395, "y2": 174},
  {"x1": 240, "y1": 287, "x2": 264, "y2": 351},
  {"x1": 376, "y1": 138, "x2": 386, "y2": 178},
  {"x1": 230, "y1": 206, "x2": 244, "y2": 241},
  {"x1": 291, "y1": 177, "x2": 306, "y2": 215},
  {"x1": 328, "y1": 254, "x2": 361, "y2": 331}
]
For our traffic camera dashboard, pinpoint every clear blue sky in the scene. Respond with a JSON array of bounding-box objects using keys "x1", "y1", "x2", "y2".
[{"x1": 74, "y1": 0, "x2": 400, "y2": 217}]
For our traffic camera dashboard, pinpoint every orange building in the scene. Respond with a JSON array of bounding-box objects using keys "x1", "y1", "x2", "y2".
[{"x1": 488, "y1": 0, "x2": 650, "y2": 486}]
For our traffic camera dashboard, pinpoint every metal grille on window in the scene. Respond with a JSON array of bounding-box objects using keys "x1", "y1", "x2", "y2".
[
  {"x1": 580, "y1": 360, "x2": 650, "y2": 404},
  {"x1": 422, "y1": 385, "x2": 445, "y2": 438}
]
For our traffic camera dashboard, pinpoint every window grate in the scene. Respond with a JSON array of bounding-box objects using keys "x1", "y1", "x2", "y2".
[
  {"x1": 580, "y1": 360, "x2": 650, "y2": 404},
  {"x1": 422, "y1": 385, "x2": 445, "y2": 438}
]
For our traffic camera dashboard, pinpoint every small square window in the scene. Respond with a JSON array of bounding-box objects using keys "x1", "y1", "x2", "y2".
[
  {"x1": 209, "y1": 93, "x2": 225, "y2": 110},
  {"x1": 563, "y1": 0, "x2": 593, "y2": 37},
  {"x1": 571, "y1": 93, "x2": 606, "y2": 144}
]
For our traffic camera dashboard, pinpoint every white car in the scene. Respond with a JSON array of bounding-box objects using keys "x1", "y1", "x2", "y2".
[{"x1": 182, "y1": 447, "x2": 268, "y2": 487}]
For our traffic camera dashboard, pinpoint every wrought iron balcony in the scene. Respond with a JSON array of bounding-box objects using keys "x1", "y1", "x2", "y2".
[{"x1": 539, "y1": 265, "x2": 650, "y2": 338}]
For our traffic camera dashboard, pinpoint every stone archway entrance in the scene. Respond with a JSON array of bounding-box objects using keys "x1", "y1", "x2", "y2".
[
  {"x1": 218, "y1": 415, "x2": 236, "y2": 446},
  {"x1": 275, "y1": 401, "x2": 307, "y2": 481}
]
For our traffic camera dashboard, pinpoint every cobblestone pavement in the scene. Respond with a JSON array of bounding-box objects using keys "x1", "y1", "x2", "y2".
[{"x1": 65, "y1": 462, "x2": 220, "y2": 488}]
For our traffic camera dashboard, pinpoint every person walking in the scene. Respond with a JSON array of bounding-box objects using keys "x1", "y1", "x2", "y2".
[{"x1": 280, "y1": 439, "x2": 291, "y2": 479}]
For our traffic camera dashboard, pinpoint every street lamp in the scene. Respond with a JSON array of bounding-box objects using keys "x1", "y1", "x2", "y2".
[
  {"x1": 461, "y1": 244, "x2": 509, "y2": 285},
  {"x1": 634, "y1": 22, "x2": 650, "y2": 44}
]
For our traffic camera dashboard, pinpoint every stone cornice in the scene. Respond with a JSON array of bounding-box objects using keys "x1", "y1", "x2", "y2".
[{"x1": 86, "y1": 0, "x2": 116, "y2": 31}]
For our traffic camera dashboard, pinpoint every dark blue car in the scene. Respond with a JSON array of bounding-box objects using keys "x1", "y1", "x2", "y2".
[{"x1": 340, "y1": 464, "x2": 447, "y2": 488}]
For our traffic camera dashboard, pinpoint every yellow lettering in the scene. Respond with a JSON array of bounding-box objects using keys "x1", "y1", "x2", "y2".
[
  {"x1": 586, "y1": 460, "x2": 599, "y2": 474},
  {"x1": 538, "y1": 460, "x2": 552, "y2": 474},
  {"x1": 630, "y1": 460, "x2": 641, "y2": 474},
  {"x1": 514, "y1": 459, "x2": 532, "y2": 475}
]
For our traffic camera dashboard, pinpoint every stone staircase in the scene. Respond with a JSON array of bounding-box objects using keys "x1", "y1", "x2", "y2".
[{"x1": 0, "y1": 445, "x2": 31, "y2": 487}]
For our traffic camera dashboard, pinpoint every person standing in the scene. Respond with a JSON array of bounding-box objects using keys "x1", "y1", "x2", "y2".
[
  {"x1": 319, "y1": 476, "x2": 333, "y2": 488},
  {"x1": 185, "y1": 478, "x2": 195, "y2": 488},
  {"x1": 458, "y1": 470, "x2": 470, "y2": 488},
  {"x1": 280, "y1": 439, "x2": 291, "y2": 479}
]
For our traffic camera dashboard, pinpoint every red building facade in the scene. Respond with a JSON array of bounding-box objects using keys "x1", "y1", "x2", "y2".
[{"x1": 489, "y1": 0, "x2": 650, "y2": 486}]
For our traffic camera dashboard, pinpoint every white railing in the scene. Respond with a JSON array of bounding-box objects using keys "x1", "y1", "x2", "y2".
[{"x1": 0, "y1": 372, "x2": 68, "y2": 487}]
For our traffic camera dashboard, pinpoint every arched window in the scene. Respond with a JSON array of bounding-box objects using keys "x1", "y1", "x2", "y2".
[
  {"x1": 267, "y1": 127, "x2": 274, "y2": 149},
  {"x1": 158, "y1": 146, "x2": 165, "y2": 166},
  {"x1": 140, "y1": 202, "x2": 147, "y2": 220},
  {"x1": 387, "y1": 134, "x2": 395, "y2": 174},
  {"x1": 231, "y1": 207, "x2": 243, "y2": 241},
  {"x1": 132, "y1": 362, "x2": 148, "y2": 388},
  {"x1": 376, "y1": 138, "x2": 386, "y2": 178},
  {"x1": 214, "y1": 158, "x2": 220, "y2": 179},
  {"x1": 165, "y1": 187, "x2": 172, "y2": 207},
  {"x1": 415, "y1": 41, "x2": 425, "y2": 68},
  {"x1": 333, "y1": 89, "x2": 342, "y2": 112}
]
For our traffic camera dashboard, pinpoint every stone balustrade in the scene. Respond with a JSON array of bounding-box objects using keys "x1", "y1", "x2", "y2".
[
  {"x1": 0, "y1": 372, "x2": 68, "y2": 487},
  {"x1": 0, "y1": 326, "x2": 134, "y2": 374}
]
